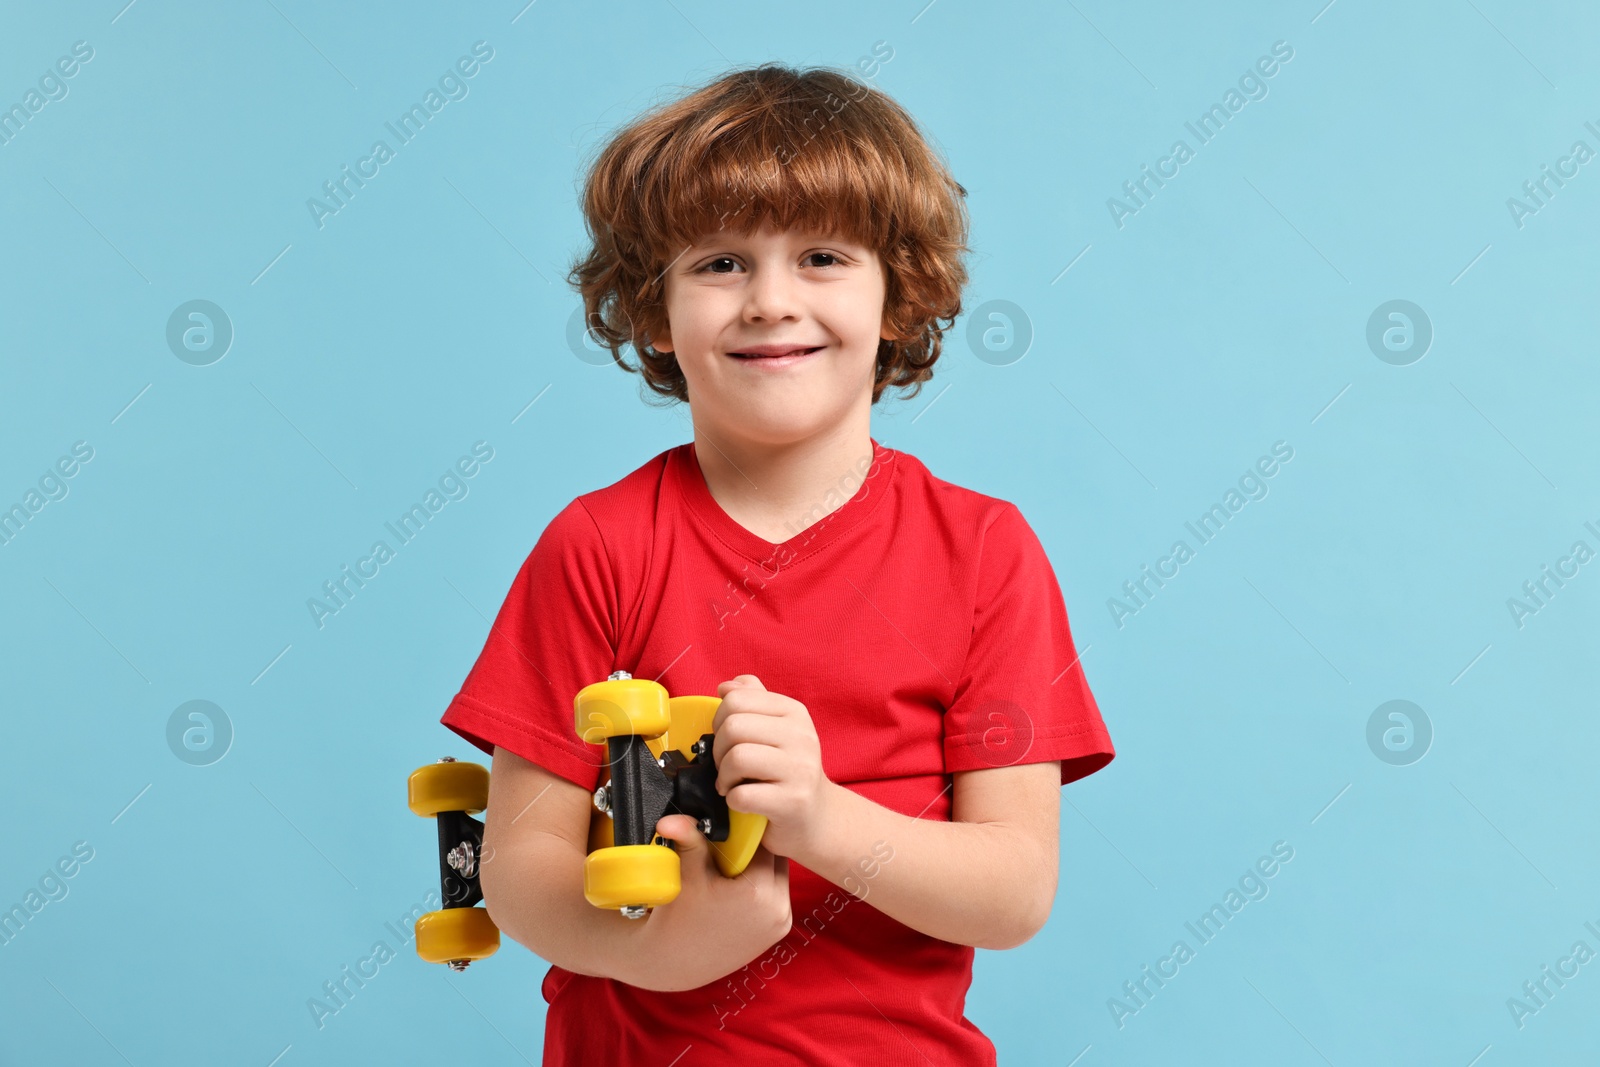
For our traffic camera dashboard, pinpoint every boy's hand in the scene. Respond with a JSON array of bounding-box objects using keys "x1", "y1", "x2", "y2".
[
  {"x1": 638, "y1": 815, "x2": 791, "y2": 992},
  {"x1": 711, "y1": 675, "x2": 835, "y2": 860}
]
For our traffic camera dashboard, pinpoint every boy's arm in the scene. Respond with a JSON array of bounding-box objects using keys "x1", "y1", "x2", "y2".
[
  {"x1": 709, "y1": 674, "x2": 1065, "y2": 952},
  {"x1": 791, "y1": 761, "x2": 1062, "y2": 951},
  {"x1": 478, "y1": 745, "x2": 794, "y2": 992},
  {"x1": 477, "y1": 746, "x2": 651, "y2": 983}
]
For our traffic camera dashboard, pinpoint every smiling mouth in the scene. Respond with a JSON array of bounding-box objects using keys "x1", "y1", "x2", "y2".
[{"x1": 726, "y1": 346, "x2": 825, "y2": 360}]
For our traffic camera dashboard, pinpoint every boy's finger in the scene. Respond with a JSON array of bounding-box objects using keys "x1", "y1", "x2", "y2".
[
  {"x1": 716, "y1": 674, "x2": 765, "y2": 696},
  {"x1": 654, "y1": 814, "x2": 702, "y2": 851}
]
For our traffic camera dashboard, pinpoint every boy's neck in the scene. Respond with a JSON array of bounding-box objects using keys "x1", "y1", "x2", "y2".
[{"x1": 690, "y1": 417, "x2": 877, "y2": 545}]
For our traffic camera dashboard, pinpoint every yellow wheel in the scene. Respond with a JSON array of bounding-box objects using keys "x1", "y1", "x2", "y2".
[
  {"x1": 583, "y1": 844, "x2": 680, "y2": 910},
  {"x1": 574, "y1": 678, "x2": 671, "y2": 744},
  {"x1": 407, "y1": 760, "x2": 489, "y2": 817},
  {"x1": 414, "y1": 906, "x2": 499, "y2": 964}
]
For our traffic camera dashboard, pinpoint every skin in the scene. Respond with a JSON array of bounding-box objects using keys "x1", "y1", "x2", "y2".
[{"x1": 650, "y1": 221, "x2": 891, "y2": 543}]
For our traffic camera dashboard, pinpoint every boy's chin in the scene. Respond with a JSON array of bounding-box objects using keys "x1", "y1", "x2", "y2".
[{"x1": 698, "y1": 408, "x2": 838, "y2": 444}]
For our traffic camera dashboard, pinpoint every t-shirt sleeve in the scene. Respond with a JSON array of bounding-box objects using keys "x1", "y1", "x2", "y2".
[
  {"x1": 943, "y1": 503, "x2": 1115, "y2": 786},
  {"x1": 439, "y1": 499, "x2": 617, "y2": 791}
]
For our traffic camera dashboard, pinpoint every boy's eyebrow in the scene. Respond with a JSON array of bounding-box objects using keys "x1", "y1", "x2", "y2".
[{"x1": 682, "y1": 232, "x2": 870, "y2": 253}]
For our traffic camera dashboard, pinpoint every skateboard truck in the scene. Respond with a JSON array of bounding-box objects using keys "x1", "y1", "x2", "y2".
[
  {"x1": 575, "y1": 671, "x2": 768, "y2": 918},
  {"x1": 593, "y1": 730, "x2": 731, "y2": 844},
  {"x1": 589, "y1": 671, "x2": 732, "y2": 920},
  {"x1": 407, "y1": 756, "x2": 500, "y2": 968},
  {"x1": 594, "y1": 728, "x2": 729, "y2": 920},
  {"x1": 433, "y1": 758, "x2": 487, "y2": 912}
]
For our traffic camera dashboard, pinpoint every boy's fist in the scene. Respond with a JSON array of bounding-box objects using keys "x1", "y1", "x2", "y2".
[
  {"x1": 642, "y1": 814, "x2": 791, "y2": 992},
  {"x1": 710, "y1": 675, "x2": 836, "y2": 860}
]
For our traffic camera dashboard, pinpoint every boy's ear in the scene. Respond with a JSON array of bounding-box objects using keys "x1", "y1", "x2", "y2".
[
  {"x1": 646, "y1": 314, "x2": 673, "y2": 353},
  {"x1": 652, "y1": 331, "x2": 673, "y2": 353}
]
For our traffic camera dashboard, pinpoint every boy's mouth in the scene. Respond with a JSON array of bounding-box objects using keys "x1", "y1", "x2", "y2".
[{"x1": 726, "y1": 344, "x2": 825, "y2": 360}]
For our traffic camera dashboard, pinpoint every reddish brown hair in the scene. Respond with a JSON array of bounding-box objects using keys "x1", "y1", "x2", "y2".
[{"x1": 566, "y1": 63, "x2": 970, "y2": 404}]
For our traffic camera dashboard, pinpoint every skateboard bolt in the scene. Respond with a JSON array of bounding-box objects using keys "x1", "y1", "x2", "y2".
[
  {"x1": 698, "y1": 817, "x2": 713, "y2": 836},
  {"x1": 692, "y1": 739, "x2": 709, "y2": 757},
  {"x1": 620, "y1": 905, "x2": 647, "y2": 920},
  {"x1": 446, "y1": 842, "x2": 477, "y2": 878},
  {"x1": 609, "y1": 670, "x2": 632, "y2": 681},
  {"x1": 437, "y1": 756, "x2": 457, "y2": 763},
  {"x1": 446, "y1": 959, "x2": 471, "y2": 971},
  {"x1": 593, "y1": 784, "x2": 612, "y2": 816}
]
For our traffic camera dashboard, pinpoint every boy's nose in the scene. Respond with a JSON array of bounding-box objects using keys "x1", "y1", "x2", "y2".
[{"x1": 742, "y1": 267, "x2": 803, "y2": 323}]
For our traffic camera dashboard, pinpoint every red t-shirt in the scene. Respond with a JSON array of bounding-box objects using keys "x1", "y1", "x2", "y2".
[{"x1": 440, "y1": 438, "x2": 1114, "y2": 1065}]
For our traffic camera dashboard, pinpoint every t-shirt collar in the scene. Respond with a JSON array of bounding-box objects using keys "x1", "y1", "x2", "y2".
[{"x1": 674, "y1": 437, "x2": 896, "y2": 564}]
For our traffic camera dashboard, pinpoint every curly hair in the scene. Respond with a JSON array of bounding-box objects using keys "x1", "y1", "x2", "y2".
[{"x1": 566, "y1": 62, "x2": 970, "y2": 405}]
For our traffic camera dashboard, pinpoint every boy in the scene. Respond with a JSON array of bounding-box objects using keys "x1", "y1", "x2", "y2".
[{"x1": 440, "y1": 63, "x2": 1114, "y2": 1064}]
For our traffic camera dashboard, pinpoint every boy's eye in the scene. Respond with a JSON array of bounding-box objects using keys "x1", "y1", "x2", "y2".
[{"x1": 695, "y1": 251, "x2": 844, "y2": 274}]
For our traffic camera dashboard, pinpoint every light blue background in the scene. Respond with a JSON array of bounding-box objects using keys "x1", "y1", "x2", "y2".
[{"x1": 2, "y1": 0, "x2": 1596, "y2": 1063}]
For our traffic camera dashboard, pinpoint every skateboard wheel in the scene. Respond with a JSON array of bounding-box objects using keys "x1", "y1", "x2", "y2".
[
  {"x1": 583, "y1": 844, "x2": 680, "y2": 910},
  {"x1": 415, "y1": 906, "x2": 499, "y2": 964},
  {"x1": 574, "y1": 678, "x2": 671, "y2": 743},
  {"x1": 407, "y1": 760, "x2": 489, "y2": 817}
]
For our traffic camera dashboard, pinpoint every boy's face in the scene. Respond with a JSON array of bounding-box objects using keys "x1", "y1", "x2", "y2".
[{"x1": 652, "y1": 222, "x2": 890, "y2": 445}]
